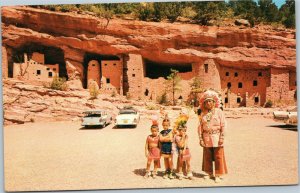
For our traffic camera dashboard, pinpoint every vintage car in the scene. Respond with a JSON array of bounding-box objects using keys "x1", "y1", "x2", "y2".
[
  {"x1": 82, "y1": 110, "x2": 112, "y2": 128},
  {"x1": 115, "y1": 107, "x2": 140, "y2": 128},
  {"x1": 273, "y1": 106, "x2": 297, "y2": 126}
]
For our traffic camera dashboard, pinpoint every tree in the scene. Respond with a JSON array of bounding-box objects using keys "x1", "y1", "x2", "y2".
[
  {"x1": 280, "y1": 0, "x2": 295, "y2": 28},
  {"x1": 189, "y1": 76, "x2": 203, "y2": 107},
  {"x1": 258, "y1": 0, "x2": 280, "y2": 23},
  {"x1": 137, "y1": 3, "x2": 154, "y2": 21},
  {"x1": 153, "y1": 2, "x2": 183, "y2": 22},
  {"x1": 194, "y1": 1, "x2": 229, "y2": 25},
  {"x1": 166, "y1": 69, "x2": 182, "y2": 106},
  {"x1": 229, "y1": 0, "x2": 260, "y2": 26}
]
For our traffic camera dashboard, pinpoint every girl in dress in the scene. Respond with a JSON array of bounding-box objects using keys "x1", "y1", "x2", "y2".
[
  {"x1": 174, "y1": 126, "x2": 192, "y2": 180},
  {"x1": 144, "y1": 125, "x2": 161, "y2": 178}
]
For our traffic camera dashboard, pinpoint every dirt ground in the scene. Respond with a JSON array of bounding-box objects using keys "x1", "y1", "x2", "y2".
[{"x1": 3, "y1": 113, "x2": 298, "y2": 191}]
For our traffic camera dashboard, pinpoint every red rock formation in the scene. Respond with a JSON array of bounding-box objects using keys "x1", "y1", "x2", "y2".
[
  {"x1": 1, "y1": 6, "x2": 296, "y2": 109},
  {"x1": 2, "y1": 6, "x2": 295, "y2": 70}
]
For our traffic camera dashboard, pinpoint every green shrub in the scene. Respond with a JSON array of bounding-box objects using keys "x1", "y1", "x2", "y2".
[
  {"x1": 146, "y1": 104, "x2": 160, "y2": 110},
  {"x1": 137, "y1": 3, "x2": 154, "y2": 21},
  {"x1": 49, "y1": 76, "x2": 68, "y2": 91},
  {"x1": 157, "y1": 92, "x2": 168, "y2": 105},
  {"x1": 264, "y1": 100, "x2": 273, "y2": 108},
  {"x1": 111, "y1": 90, "x2": 116, "y2": 97},
  {"x1": 89, "y1": 83, "x2": 99, "y2": 99}
]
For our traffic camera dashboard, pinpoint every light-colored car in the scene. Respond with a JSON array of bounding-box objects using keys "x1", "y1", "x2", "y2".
[
  {"x1": 115, "y1": 108, "x2": 140, "y2": 128},
  {"x1": 82, "y1": 110, "x2": 112, "y2": 128},
  {"x1": 273, "y1": 107, "x2": 297, "y2": 126}
]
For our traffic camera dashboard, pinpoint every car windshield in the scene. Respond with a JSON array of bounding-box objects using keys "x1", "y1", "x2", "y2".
[
  {"x1": 288, "y1": 107, "x2": 297, "y2": 112},
  {"x1": 84, "y1": 114, "x2": 101, "y2": 117},
  {"x1": 119, "y1": 110, "x2": 136, "y2": 114}
]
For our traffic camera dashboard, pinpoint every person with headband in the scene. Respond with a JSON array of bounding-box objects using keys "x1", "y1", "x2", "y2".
[{"x1": 198, "y1": 89, "x2": 228, "y2": 183}]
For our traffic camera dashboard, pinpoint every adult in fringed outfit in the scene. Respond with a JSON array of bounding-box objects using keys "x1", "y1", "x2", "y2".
[{"x1": 198, "y1": 90, "x2": 228, "y2": 183}]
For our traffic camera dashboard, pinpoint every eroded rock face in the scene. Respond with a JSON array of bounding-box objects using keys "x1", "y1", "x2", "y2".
[
  {"x1": 2, "y1": 79, "x2": 118, "y2": 125},
  {"x1": 1, "y1": 6, "x2": 296, "y2": 72}
]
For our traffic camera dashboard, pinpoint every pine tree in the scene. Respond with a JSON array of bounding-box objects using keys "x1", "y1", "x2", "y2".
[{"x1": 166, "y1": 69, "x2": 182, "y2": 106}]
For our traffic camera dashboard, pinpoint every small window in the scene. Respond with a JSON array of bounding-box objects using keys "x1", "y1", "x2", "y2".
[
  {"x1": 295, "y1": 81, "x2": 297, "y2": 86},
  {"x1": 258, "y1": 72, "x2": 262, "y2": 77},
  {"x1": 227, "y1": 82, "x2": 231, "y2": 88},
  {"x1": 144, "y1": 89, "x2": 149, "y2": 96},
  {"x1": 104, "y1": 64, "x2": 108, "y2": 66},
  {"x1": 253, "y1": 80, "x2": 258, "y2": 86},
  {"x1": 234, "y1": 72, "x2": 238, "y2": 77},
  {"x1": 37, "y1": 70, "x2": 41, "y2": 75},
  {"x1": 132, "y1": 74, "x2": 135, "y2": 77},
  {"x1": 255, "y1": 97, "x2": 259, "y2": 103},
  {"x1": 53, "y1": 68, "x2": 56, "y2": 71},
  {"x1": 113, "y1": 63, "x2": 116, "y2": 66},
  {"x1": 237, "y1": 98, "x2": 241, "y2": 103},
  {"x1": 226, "y1": 72, "x2": 229, "y2": 76},
  {"x1": 92, "y1": 64, "x2": 95, "y2": 66},
  {"x1": 48, "y1": 72, "x2": 53, "y2": 77},
  {"x1": 46, "y1": 68, "x2": 50, "y2": 71},
  {"x1": 106, "y1": 78, "x2": 110, "y2": 84},
  {"x1": 225, "y1": 98, "x2": 228, "y2": 103},
  {"x1": 204, "y1": 64, "x2": 208, "y2": 73},
  {"x1": 238, "y1": 82, "x2": 243, "y2": 88}
]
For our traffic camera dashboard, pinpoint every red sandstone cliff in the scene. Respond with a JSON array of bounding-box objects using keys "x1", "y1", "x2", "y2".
[
  {"x1": 1, "y1": 6, "x2": 296, "y2": 72},
  {"x1": 1, "y1": 6, "x2": 297, "y2": 125}
]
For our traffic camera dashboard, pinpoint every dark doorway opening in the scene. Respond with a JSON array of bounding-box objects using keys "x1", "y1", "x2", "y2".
[{"x1": 144, "y1": 59, "x2": 192, "y2": 79}]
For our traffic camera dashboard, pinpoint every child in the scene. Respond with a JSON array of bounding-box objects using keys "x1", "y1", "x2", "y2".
[
  {"x1": 144, "y1": 125, "x2": 161, "y2": 178},
  {"x1": 159, "y1": 119, "x2": 175, "y2": 179},
  {"x1": 175, "y1": 126, "x2": 192, "y2": 180}
]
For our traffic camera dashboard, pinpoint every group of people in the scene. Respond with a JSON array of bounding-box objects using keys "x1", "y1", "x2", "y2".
[{"x1": 144, "y1": 90, "x2": 228, "y2": 183}]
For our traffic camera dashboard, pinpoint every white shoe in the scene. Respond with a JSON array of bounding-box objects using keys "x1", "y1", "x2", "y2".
[
  {"x1": 203, "y1": 175, "x2": 210, "y2": 180},
  {"x1": 215, "y1": 177, "x2": 221, "y2": 183},
  {"x1": 187, "y1": 172, "x2": 193, "y2": 180},
  {"x1": 144, "y1": 172, "x2": 151, "y2": 179}
]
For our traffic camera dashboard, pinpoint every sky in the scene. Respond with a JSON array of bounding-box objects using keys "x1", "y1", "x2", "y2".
[
  {"x1": 268, "y1": 0, "x2": 286, "y2": 8},
  {"x1": 225, "y1": 0, "x2": 287, "y2": 8}
]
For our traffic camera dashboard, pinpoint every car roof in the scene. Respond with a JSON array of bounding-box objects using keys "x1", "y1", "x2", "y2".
[
  {"x1": 120, "y1": 109, "x2": 136, "y2": 113},
  {"x1": 83, "y1": 110, "x2": 105, "y2": 114}
]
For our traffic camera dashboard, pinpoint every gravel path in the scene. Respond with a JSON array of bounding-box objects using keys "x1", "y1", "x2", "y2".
[{"x1": 3, "y1": 114, "x2": 298, "y2": 191}]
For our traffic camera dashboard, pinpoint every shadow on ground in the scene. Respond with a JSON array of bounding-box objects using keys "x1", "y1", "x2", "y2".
[
  {"x1": 133, "y1": 168, "x2": 207, "y2": 179},
  {"x1": 112, "y1": 125, "x2": 137, "y2": 129},
  {"x1": 79, "y1": 126, "x2": 105, "y2": 130},
  {"x1": 267, "y1": 124, "x2": 298, "y2": 131},
  {"x1": 133, "y1": 168, "x2": 166, "y2": 178}
]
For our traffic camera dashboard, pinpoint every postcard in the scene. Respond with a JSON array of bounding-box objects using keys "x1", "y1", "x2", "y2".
[{"x1": 1, "y1": 0, "x2": 298, "y2": 192}]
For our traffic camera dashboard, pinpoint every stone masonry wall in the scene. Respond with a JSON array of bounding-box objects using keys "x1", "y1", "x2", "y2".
[
  {"x1": 266, "y1": 68, "x2": 294, "y2": 104},
  {"x1": 198, "y1": 59, "x2": 221, "y2": 92},
  {"x1": 126, "y1": 54, "x2": 144, "y2": 99},
  {"x1": 220, "y1": 66, "x2": 270, "y2": 107},
  {"x1": 101, "y1": 60, "x2": 122, "y2": 94},
  {"x1": 87, "y1": 60, "x2": 101, "y2": 88}
]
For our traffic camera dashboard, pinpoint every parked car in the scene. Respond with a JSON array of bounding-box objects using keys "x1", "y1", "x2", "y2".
[
  {"x1": 273, "y1": 106, "x2": 297, "y2": 126},
  {"x1": 115, "y1": 107, "x2": 140, "y2": 128},
  {"x1": 82, "y1": 110, "x2": 112, "y2": 128}
]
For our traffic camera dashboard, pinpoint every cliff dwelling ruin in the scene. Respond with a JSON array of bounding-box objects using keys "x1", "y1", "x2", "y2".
[{"x1": 1, "y1": 6, "x2": 296, "y2": 108}]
